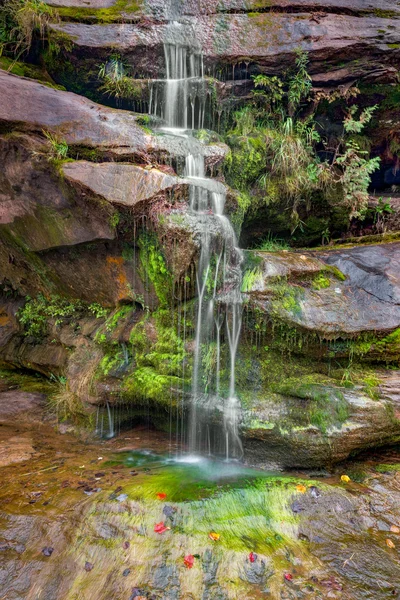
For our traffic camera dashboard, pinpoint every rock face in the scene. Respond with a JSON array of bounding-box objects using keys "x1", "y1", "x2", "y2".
[
  {"x1": 242, "y1": 382, "x2": 400, "y2": 468},
  {"x1": 0, "y1": 71, "x2": 150, "y2": 156},
  {"x1": 62, "y1": 161, "x2": 186, "y2": 208},
  {"x1": 244, "y1": 242, "x2": 400, "y2": 337},
  {"x1": 0, "y1": 71, "x2": 202, "y2": 305},
  {"x1": 48, "y1": 1, "x2": 400, "y2": 86}
]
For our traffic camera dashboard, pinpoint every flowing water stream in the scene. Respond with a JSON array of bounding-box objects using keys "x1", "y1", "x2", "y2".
[{"x1": 150, "y1": 29, "x2": 244, "y2": 459}]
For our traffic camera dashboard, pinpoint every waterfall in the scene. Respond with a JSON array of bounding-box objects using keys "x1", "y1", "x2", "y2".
[{"x1": 150, "y1": 37, "x2": 243, "y2": 460}]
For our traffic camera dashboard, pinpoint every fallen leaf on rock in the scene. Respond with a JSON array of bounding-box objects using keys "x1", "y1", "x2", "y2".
[
  {"x1": 42, "y1": 547, "x2": 54, "y2": 557},
  {"x1": 154, "y1": 521, "x2": 170, "y2": 534},
  {"x1": 390, "y1": 525, "x2": 400, "y2": 534},
  {"x1": 340, "y1": 475, "x2": 351, "y2": 483},
  {"x1": 208, "y1": 532, "x2": 220, "y2": 541},
  {"x1": 123, "y1": 541, "x2": 130, "y2": 549},
  {"x1": 156, "y1": 492, "x2": 167, "y2": 500},
  {"x1": 284, "y1": 573, "x2": 293, "y2": 581},
  {"x1": 84, "y1": 561, "x2": 94, "y2": 571},
  {"x1": 249, "y1": 552, "x2": 257, "y2": 563},
  {"x1": 386, "y1": 539, "x2": 396, "y2": 549},
  {"x1": 296, "y1": 484, "x2": 306, "y2": 493},
  {"x1": 184, "y1": 554, "x2": 195, "y2": 568}
]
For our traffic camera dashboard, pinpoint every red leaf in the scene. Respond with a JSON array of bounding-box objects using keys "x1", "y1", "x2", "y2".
[
  {"x1": 184, "y1": 554, "x2": 195, "y2": 568},
  {"x1": 249, "y1": 552, "x2": 257, "y2": 563},
  {"x1": 284, "y1": 573, "x2": 293, "y2": 581},
  {"x1": 156, "y1": 492, "x2": 167, "y2": 500},
  {"x1": 154, "y1": 521, "x2": 170, "y2": 534}
]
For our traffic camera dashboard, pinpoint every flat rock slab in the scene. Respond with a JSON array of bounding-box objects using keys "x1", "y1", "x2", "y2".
[
  {"x1": 0, "y1": 435, "x2": 37, "y2": 467},
  {"x1": 62, "y1": 161, "x2": 183, "y2": 206},
  {"x1": 0, "y1": 391, "x2": 46, "y2": 424},
  {"x1": 51, "y1": 13, "x2": 400, "y2": 62},
  {"x1": 243, "y1": 383, "x2": 400, "y2": 468},
  {"x1": 247, "y1": 242, "x2": 400, "y2": 336},
  {"x1": 0, "y1": 71, "x2": 149, "y2": 154}
]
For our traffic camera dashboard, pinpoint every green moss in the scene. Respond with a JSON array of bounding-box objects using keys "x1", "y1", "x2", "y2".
[
  {"x1": 373, "y1": 9, "x2": 398, "y2": 18},
  {"x1": 324, "y1": 264, "x2": 346, "y2": 281},
  {"x1": 312, "y1": 273, "x2": 330, "y2": 290},
  {"x1": 387, "y1": 43, "x2": 400, "y2": 49},
  {"x1": 17, "y1": 294, "x2": 107, "y2": 339},
  {"x1": 241, "y1": 267, "x2": 263, "y2": 292},
  {"x1": 0, "y1": 56, "x2": 66, "y2": 89},
  {"x1": 270, "y1": 281, "x2": 303, "y2": 317},
  {"x1": 138, "y1": 232, "x2": 173, "y2": 307},
  {"x1": 375, "y1": 463, "x2": 400, "y2": 473},
  {"x1": 273, "y1": 380, "x2": 349, "y2": 433},
  {"x1": 55, "y1": 0, "x2": 142, "y2": 23},
  {"x1": 121, "y1": 309, "x2": 191, "y2": 406}
]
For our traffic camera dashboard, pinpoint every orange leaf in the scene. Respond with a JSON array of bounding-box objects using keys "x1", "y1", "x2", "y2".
[
  {"x1": 386, "y1": 538, "x2": 396, "y2": 549},
  {"x1": 296, "y1": 484, "x2": 306, "y2": 493},
  {"x1": 390, "y1": 525, "x2": 400, "y2": 534},
  {"x1": 156, "y1": 492, "x2": 167, "y2": 500},
  {"x1": 154, "y1": 522, "x2": 170, "y2": 534},
  {"x1": 340, "y1": 475, "x2": 351, "y2": 483},
  {"x1": 208, "y1": 532, "x2": 220, "y2": 541},
  {"x1": 184, "y1": 554, "x2": 195, "y2": 568}
]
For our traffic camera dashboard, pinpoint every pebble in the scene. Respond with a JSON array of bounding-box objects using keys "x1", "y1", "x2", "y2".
[{"x1": 42, "y1": 547, "x2": 54, "y2": 557}]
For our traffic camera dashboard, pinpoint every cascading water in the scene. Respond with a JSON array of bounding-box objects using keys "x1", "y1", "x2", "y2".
[{"x1": 150, "y1": 32, "x2": 243, "y2": 460}]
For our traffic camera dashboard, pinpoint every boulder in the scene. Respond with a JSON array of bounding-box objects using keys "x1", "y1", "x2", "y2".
[
  {"x1": 244, "y1": 242, "x2": 400, "y2": 337},
  {"x1": 0, "y1": 134, "x2": 115, "y2": 252},
  {"x1": 62, "y1": 161, "x2": 186, "y2": 208},
  {"x1": 242, "y1": 379, "x2": 400, "y2": 468},
  {"x1": 0, "y1": 71, "x2": 150, "y2": 156}
]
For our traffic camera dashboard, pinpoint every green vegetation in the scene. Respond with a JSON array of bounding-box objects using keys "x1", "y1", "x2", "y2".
[
  {"x1": 258, "y1": 232, "x2": 290, "y2": 252},
  {"x1": 312, "y1": 273, "x2": 330, "y2": 290},
  {"x1": 241, "y1": 267, "x2": 263, "y2": 292},
  {"x1": 138, "y1": 232, "x2": 172, "y2": 307},
  {"x1": 0, "y1": 0, "x2": 57, "y2": 59},
  {"x1": 43, "y1": 130, "x2": 69, "y2": 161},
  {"x1": 54, "y1": 0, "x2": 142, "y2": 23},
  {"x1": 223, "y1": 50, "x2": 380, "y2": 239},
  {"x1": 121, "y1": 309, "x2": 190, "y2": 405},
  {"x1": 98, "y1": 57, "x2": 144, "y2": 101},
  {"x1": 17, "y1": 294, "x2": 108, "y2": 339}
]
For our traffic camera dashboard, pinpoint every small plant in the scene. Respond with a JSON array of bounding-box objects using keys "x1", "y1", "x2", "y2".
[
  {"x1": 370, "y1": 196, "x2": 395, "y2": 232},
  {"x1": 109, "y1": 212, "x2": 120, "y2": 229},
  {"x1": 257, "y1": 232, "x2": 289, "y2": 252},
  {"x1": 98, "y1": 56, "x2": 142, "y2": 100},
  {"x1": 43, "y1": 130, "x2": 69, "y2": 161},
  {"x1": 18, "y1": 294, "x2": 107, "y2": 339},
  {"x1": 0, "y1": 0, "x2": 58, "y2": 59},
  {"x1": 88, "y1": 303, "x2": 109, "y2": 319},
  {"x1": 312, "y1": 273, "x2": 330, "y2": 290}
]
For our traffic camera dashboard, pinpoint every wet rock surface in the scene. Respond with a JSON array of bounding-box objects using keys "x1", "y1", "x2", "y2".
[
  {"x1": 242, "y1": 379, "x2": 400, "y2": 468},
  {"x1": 245, "y1": 242, "x2": 400, "y2": 336},
  {"x1": 62, "y1": 161, "x2": 187, "y2": 208},
  {"x1": 0, "y1": 389, "x2": 400, "y2": 600},
  {"x1": 50, "y1": 9, "x2": 400, "y2": 86}
]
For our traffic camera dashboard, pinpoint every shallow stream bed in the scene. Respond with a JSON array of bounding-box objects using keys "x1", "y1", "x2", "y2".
[{"x1": 0, "y1": 385, "x2": 400, "y2": 599}]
